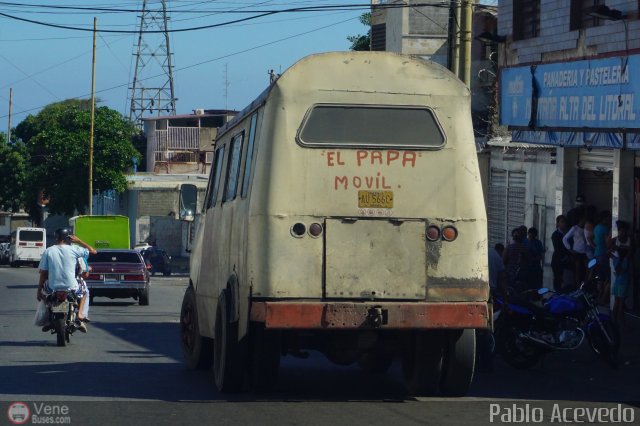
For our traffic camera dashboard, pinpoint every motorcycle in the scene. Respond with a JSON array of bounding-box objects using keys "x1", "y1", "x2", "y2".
[
  {"x1": 44, "y1": 289, "x2": 81, "y2": 347},
  {"x1": 493, "y1": 259, "x2": 620, "y2": 369}
]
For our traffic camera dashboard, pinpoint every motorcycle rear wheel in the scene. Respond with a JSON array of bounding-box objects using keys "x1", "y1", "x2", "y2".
[
  {"x1": 497, "y1": 325, "x2": 543, "y2": 369},
  {"x1": 53, "y1": 318, "x2": 66, "y2": 347},
  {"x1": 587, "y1": 319, "x2": 620, "y2": 369}
]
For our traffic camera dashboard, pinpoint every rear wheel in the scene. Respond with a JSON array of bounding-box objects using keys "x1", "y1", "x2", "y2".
[
  {"x1": 497, "y1": 325, "x2": 543, "y2": 370},
  {"x1": 402, "y1": 331, "x2": 444, "y2": 396},
  {"x1": 54, "y1": 318, "x2": 66, "y2": 347},
  {"x1": 213, "y1": 290, "x2": 245, "y2": 392},
  {"x1": 180, "y1": 287, "x2": 213, "y2": 370},
  {"x1": 139, "y1": 287, "x2": 150, "y2": 306},
  {"x1": 248, "y1": 322, "x2": 280, "y2": 391},
  {"x1": 440, "y1": 329, "x2": 476, "y2": 396},
  {"x1": 588, "y1": 319, "x2": 620, "y2": 369}
]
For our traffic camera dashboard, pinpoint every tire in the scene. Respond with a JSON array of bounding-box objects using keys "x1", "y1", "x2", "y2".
[
  {"x1": 139, "y1": 287, "x2": 150, "y2": 306},
  {"x1": 497, "y1": 325, "x2": 543, "y2": 370},
  {"x1": 402, "y1": 331, "x2": 444, "y2": 396},
  {"x1": 248, "y1": 322, "x2": 280, "y2": 392},
  {"x1": 54, "y1": 317, "x2": 66, "y2": 347},
  {"x1": 213, "y1": 290, "x2": 246, "y2": 392},
  {"x1": 440, "y1": 329, "x2": 476, "y2": 397},
  {"x1": 587, "y1": 319, "x2": 620, "y2": 369},
  {"x1": 180, "y1": 287, "x2": 213, "y2": 370},
  {"x1": 358, "y1": 351, "x2": 394, "y2": 374}
]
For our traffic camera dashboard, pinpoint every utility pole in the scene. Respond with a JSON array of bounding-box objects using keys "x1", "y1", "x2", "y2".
[
  {"x1": 224, "y1": 63, "x2": 229, "y2": 110},
  {"x1": 89, "y1": 17, "x2": 97, "y2": 215},
  {"x1": 7, "y1": 88, "x2": 12, "y2": 144},
  {"x1": 129, "y1": 0, "x2": 177, "y2": 128},
  {"x1": 460, "y1": 0, "x2": 473, "y2": 87}
]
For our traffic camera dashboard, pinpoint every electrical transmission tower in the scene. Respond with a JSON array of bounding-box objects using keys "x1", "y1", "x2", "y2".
[{"x1": 129, "y1": 0, "x2": 177, "y2": 127}]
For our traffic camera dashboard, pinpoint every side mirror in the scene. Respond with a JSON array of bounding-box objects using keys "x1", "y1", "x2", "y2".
[{"x1": 179, "y1": 184, "x2": 197, "y2": 222}]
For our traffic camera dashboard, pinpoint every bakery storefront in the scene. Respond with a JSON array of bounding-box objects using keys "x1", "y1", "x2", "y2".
[{"x1": 500, "y1": 53, "x2": 640, "y2": 310}]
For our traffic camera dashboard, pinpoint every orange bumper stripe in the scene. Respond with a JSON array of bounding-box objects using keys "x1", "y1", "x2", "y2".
[{"x1": 250, "y1": 301, "x2": 490, "y2": 330}]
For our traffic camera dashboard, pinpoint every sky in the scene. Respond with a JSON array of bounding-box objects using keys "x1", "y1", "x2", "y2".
[
  {"x1": 0, "y1": 1, "x2": 497, "y2": 129},
  {"x1": 0, "y1": 1, "x2": 368, "y2": 128}
]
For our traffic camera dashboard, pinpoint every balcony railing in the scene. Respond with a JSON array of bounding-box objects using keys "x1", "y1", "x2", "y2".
[{"x1": 152, "y1": 127, "x2": 207, "y2": 163}]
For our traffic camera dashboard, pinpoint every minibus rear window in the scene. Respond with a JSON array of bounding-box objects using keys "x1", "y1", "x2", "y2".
[
  {"x1": 298, "y1": 105, "x2": 445, "y2": 148},
  {"x1": 18, "y1": 231, "x2": 44, "y2": 242}
]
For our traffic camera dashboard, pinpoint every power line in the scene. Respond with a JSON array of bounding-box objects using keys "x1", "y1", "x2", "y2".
[{"x1": 0, "y1": 15, "x2": 358, "y2": 120}]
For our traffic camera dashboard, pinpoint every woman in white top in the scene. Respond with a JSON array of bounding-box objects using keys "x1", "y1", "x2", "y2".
[{"x1": 563, "y1": 215, "x2": 588, "y2": 289}]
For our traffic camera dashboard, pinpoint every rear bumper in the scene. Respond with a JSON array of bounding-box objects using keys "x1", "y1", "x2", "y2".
[
  {"x1": 86, "y1": 282, "x2": 147, "y2": 290},
  {"x1": 250, "y1": 301, "x2": 490, "y2": 330}
]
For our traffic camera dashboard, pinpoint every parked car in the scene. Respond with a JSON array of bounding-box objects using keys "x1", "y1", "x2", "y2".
[
  {"x1": 85, "y1": 250, "x2": 150, "y2": 305},
  {"x1": 141, "y1": 248, "x2": 172, "y2": 276}
]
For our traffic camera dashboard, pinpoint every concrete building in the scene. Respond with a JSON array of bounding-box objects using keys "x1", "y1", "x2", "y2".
[
  {"x1": 495, "y1": 1, "x2": 640, "y2": 305},
  {"x1": 142, "y1": 109, "x2": 236, "y2": 174},
  {"x1": 94, "y1": 174, "x2": 208, "y2": 257}
]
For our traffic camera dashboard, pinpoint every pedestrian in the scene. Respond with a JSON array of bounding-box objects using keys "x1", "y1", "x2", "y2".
[
  {"x1": 494, "y1": 243, "x2": 505, "y2": 257},
  {"x1": 503, "y1": 227, "x2": 531, "y2": 292},
  {"x1": 609, "y1": 220, "x2": 633, "y2": 326},
  {"x1": 593, "y1": 210, "x2": 612, "y2": 304},
  {"x1": 563, "y1": 214, "x2": 588, "y2": 290},
  {"x1": 566, "y1": 194, "x2": 586, "y2": 227},
  {"x1": 478, "y1": 244, "x2": 507, "y2": 372},
  {"x1": 551, "y1": 215, "x2": 571, "y2": 292},
  {"x1": 527, "y1": 227, "x2": 544, "y2": 289}
]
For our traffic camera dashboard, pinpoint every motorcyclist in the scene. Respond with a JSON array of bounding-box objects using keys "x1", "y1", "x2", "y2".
[{"x1": 37, "y1": 228, "x2": 97, "y2": 332}]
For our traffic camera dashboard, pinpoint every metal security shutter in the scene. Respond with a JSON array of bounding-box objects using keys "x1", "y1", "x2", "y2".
[
  {"x1": 487, "y1": 169, "x2": 527, "y2": 247},
  {"x1": 507, "y1": 171, "x2": 526, "y2": 235},
  {"x1": 578, "y1": 149, "x2": 614, "y2": 171},
  {"x1": 488, "y1": 169, "x2": 507, "y2": 247}
]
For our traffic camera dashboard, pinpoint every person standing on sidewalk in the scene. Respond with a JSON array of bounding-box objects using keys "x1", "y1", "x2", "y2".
[{"x1": 551, "y1": 215, "x2": 571, "y2": 292}]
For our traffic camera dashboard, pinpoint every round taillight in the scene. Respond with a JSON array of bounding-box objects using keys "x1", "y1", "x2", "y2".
[
  {"x1": 308, "y1": 223, "x2": 323, "y2": 238},
  {"x1": 291, "y1": 223, "x2": 306, "y2": 238},
  {"x1": 442, "y1": 226, "x2": 458, "y2": 242},
  {"x1": 426, "y1": 225, "x2": 440, "y2": 241}
]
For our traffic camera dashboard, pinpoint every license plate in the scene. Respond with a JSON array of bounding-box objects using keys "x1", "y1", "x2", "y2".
[
  {"x1": 358, "y1": 190, "x2": 394, "y2": 208},
  {"x1": 51, "y1": 302, "x2": 68, "y2": 313},
  {"x1": 104, "y1": 274, "x2": 120, "y2": 282}
]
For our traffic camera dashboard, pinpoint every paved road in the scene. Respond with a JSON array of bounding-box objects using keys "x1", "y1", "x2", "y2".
[{"x1": 1, "y1": 266, "x2": 638, "y2": 426}]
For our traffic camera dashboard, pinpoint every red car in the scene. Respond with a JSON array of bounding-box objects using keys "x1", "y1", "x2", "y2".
[{"x1": 85, "y1": 249, "x2": 151, "y2": 305}]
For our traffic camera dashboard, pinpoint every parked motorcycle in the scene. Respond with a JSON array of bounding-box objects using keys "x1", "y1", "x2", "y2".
[
  {"x1": 493, "y1": 259, "x2": 619, "y2": 369},
  {"x1": 44, "y1": 290, "x2": 81, "y2": 347}
]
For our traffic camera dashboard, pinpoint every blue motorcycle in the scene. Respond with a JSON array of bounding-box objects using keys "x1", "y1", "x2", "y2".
[{"x1": 493, "y1": 259, "x2": 619, "y2": 369}]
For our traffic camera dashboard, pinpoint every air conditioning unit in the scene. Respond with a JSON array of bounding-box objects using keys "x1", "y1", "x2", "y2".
[{"x1": 193, "y1": 109, "x2": 205, "y2": 115}]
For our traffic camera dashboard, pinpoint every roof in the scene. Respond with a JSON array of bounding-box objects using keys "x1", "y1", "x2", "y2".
[
  {"x1": 141, "y1": 109, "x2": 238, "y2": 122},
  {"x1": 486, "y1": 136, "x2": 555, "y2": 150}
]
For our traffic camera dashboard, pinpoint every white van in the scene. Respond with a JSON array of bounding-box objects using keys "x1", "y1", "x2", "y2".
[{"x1": 9, "y1": 227, "x2": 46, "y2": 267}]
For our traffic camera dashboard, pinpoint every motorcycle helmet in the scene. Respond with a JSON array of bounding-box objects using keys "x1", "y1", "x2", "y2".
[{"x1": 54, "y1": 227, "x2": 72, "y2": 242}]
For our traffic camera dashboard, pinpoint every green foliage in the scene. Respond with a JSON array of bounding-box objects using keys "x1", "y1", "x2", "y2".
[
  {"x1": 14, "y1": 99, "x2": 141, "y2": 216},
  {"x1": 0, "y1": 135, "x2": 28, "y2": 212},
  {"x1": 348, "y1": 12, "x2": 372, "y2": 51}
]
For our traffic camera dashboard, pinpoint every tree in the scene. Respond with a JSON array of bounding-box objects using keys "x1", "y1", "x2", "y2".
[
  {"x1": 14, "y1": 99, "x2": 141, "y2": 217},
  {"x1": 347, "y1": 13, "x2": 371, "y2": 51},
  {"x1": 0, "y1": 135, "x2": 28, "y2": 212}
]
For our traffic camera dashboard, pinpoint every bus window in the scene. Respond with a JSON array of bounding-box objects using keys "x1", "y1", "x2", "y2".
[
  {"x1": 241, "y1": 113, "x2": 258, "y2": 199},
  {"x1": 298, "y1": 105, "x2": 445, "y2": 148},
  {"x1": 18, "y1": 230, "x2": 44, "y2": 242},
  {"x1": 206, "y1": 146, "x2": 226, "y2": 210},
  {"x1": 223, "y1": 132, "x2": 244, "y2": 203}
]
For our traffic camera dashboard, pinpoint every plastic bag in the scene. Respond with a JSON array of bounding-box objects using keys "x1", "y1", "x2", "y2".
[{"x1": 34, "y1": 300, "x2": 48, "y2": 327}]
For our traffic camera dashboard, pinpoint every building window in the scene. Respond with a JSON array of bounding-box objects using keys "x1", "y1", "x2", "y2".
[
  {"x1": 570, "y1": 0, "x2": 602, "y2": 30},
  {"x1": 513, "y1": 0, "x2": 540, "y2": 41},
  {"x1": 371, "y1": 24, "x2": 386, "y2": 51}
]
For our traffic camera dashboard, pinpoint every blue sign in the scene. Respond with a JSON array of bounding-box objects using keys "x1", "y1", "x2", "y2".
[{"x1": 500, "y1": 55, "x2": 640, "y2": 129}]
